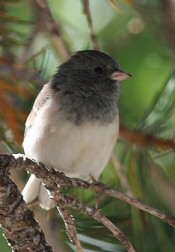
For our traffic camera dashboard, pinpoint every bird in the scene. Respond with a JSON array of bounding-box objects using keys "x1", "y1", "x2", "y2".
[{"x1": 22, "y1": 50, "x2": 131, "y2": 210}]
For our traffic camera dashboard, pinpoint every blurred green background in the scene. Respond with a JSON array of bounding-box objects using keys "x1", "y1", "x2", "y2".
[{"x1": 1, "y1": 0, "x2": 175, "y2": 251}]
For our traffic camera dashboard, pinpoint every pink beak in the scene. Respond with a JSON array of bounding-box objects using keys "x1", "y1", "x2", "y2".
[{"x1": 111, "y1": 70, "x2": 132, "y2": 82}]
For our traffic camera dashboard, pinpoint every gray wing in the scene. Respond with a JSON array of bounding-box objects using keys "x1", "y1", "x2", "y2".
[{"x1": 23, "y1": 83, "x2": 52, "y2": 139}]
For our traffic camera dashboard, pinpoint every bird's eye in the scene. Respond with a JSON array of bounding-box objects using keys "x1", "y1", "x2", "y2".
[{"x1": 94, "y1": 66, "x2": 103, "y2": 75}]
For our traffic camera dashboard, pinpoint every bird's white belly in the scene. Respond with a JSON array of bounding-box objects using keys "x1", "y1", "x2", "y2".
[{"x1": 23, "y1": 107, "x2": 119, "y2": 179}]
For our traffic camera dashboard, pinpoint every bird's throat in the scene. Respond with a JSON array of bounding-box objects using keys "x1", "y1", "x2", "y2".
[{"x1": 59, "y1": 91, "x2": 118, "y2": 125}]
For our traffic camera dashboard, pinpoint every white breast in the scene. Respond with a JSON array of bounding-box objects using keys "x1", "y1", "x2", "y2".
[{"x1": 23, "y1": 98, "x2": 119, "y2": 179}]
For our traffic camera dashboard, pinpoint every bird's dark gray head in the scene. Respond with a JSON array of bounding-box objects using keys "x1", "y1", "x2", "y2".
[
  {"x1": 51, "y1": 50, "x2": 131, "y2": 124},
  {"x1": 52, "y1": 50, "x2": 124, "y2": 94}
]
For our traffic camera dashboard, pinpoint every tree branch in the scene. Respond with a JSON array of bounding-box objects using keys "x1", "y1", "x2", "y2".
[
  {"x1": 111, "y1": 153, "x2": 133, "y2": 195},
  {"x1": 0, "y1": 155, "x2": 52, "y2": 252},
  {"x1": 35, "y1": 0, "x2": 71, "y2": 61},
  {"x1": 55, "y1": 192, "x2": 136, "y2": 252},
  {"x1": 82, "y1": 0, "x2": 100, "y2": 50},
  {"x1": 57, "y1": 205, "x2": 84, "y2": 252},
  {"x1": 10, "y1": 154, "x2": 175, "y2": 228},
  {"x1": 1, "y1": 154, "x2": 175, "y2": 252},
  {"x1": 0, "y1": 154, "x2": 138, "y2": 252},
  {"x1": 120, "y1": 125, "x2": 175, "y2": 150}
]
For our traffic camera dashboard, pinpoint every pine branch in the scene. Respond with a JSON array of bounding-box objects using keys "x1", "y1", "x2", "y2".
[
  {"x1": 56, "y1": 193, "x2": 136, "y2": 252},
  {"x1": 9, "y1": 154, "x2": 174, "y2": 228},
  {"x1": 57, "y1": 206, "x2": 84, "y2": 252},
  {"x1": 120, "y1": 125, "x2": 175, "y2": 150},
  {"x1": 82, "y1": 0, "x2": 100, "y2": 50},
  {"x1": 0, "y1": 154, "x2": 136, "y2": 252},
  {"x1": 1, "y1": 154, "x2": 175, "y2": 251},
  {"x1": 0, "y1": 155, "x2": 52, "y2": 252},
  {"x1": 35, "y1": 0, "x2": 71, "y2": 61}
]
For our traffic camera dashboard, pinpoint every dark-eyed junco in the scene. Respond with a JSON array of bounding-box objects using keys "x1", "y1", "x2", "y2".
[{"x1": 22, "y1": 50, "x2": 131, "y2": 209}]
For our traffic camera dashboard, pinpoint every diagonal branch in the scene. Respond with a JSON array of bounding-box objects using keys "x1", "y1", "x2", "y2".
[
  {"x1": 54, "y1": 193, "x2": 136, "y2": 252},
  {"x1": 35, "y1": 0, "x2": 71, "y2": 61},
  {"x1": 111, "y1": 153, "x2": 133, "y2": 195},
  {"x1": 82, "y1": 0, "x2": 100, "y2": 50},
  {"x1": 57, "y1": 205, "x2": 84, "y2": 252}
]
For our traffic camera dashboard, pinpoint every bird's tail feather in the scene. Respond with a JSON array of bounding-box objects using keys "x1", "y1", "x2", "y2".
[{"x1": 22, "y1": 174, "x2": 54, "y2": 210}]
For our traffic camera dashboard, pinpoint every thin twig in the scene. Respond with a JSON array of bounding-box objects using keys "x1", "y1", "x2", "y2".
[
  {"x1": 111, "y1": 153, "x2": 133, "y2": 195},
  {"x1": 108, "y1": 0, "x2": 122, "y2": 13},
  {"x1": 35, "y1": 0, "x2": 71, "y2": 61},
  {"x1": 162, "y1": 0, "x2": 175, "y2": 53},
  {"x1": 57, "y1": 205, "x2": 84, "y2": 252},
  {"x1": 82, "y1": 0, "x2": 100, "y2": 50},
  {"x1": 54, "y1": 193, "x2": 136, "y2": 252}
]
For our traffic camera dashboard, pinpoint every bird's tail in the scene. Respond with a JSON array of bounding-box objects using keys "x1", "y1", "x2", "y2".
[{"x1": 22, "y1": 174, "x2": 54, "y2": 210}]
